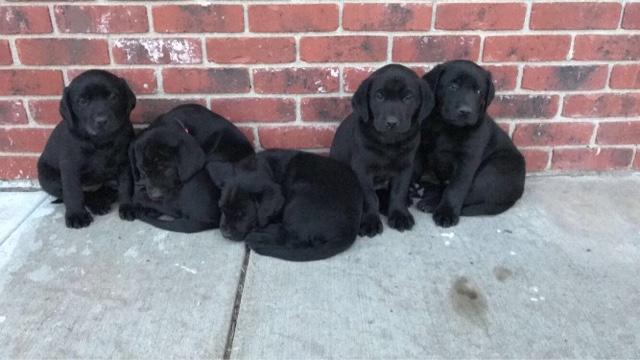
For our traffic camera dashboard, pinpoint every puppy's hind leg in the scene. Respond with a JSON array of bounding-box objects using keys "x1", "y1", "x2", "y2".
[{"x1": 38, "y1": 161, "x2": 63, "y2": 200}]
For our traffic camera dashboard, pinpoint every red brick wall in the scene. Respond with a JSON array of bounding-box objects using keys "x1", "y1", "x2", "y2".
[{"x1": 1, "y1": 1, "x2": 639, "y2": 179}]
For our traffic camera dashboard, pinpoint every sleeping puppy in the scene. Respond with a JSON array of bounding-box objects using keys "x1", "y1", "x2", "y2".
[
  {"x1": 129, "y1": 104, "x2": 254, "y2": 233},
  {"x1": 215, "y1": 150, "x2": 363, "y2": 262},
  {"x1": 38, "y1": 70, "x2": 136, "y2": 228},
  {"x1": 330, "y1": 64, "x2": 434, "y2": 237},
  {"x1": 416, "y1": 60, "x2": 525, "y2": 227}
]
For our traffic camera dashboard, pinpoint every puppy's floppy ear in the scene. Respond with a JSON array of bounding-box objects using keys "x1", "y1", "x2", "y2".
[
  {"x1": 423, "y1": 64, "x2": 444, "y2": 95},
  {"x1": 206, "y1": 160, "x2": 235, "y2": 189},
  {"x1": 120, "y1": 78, "x2": 136, "y2": 113},
  {"x1": 177, "y1": 137, "x2": 206, "y2": 182},
  {"x1": 254, "y1": 181, "x2": 285, "y2": 228},
  {"x1": 352, "y1": 76, "x2": 373, "y2": 123},
  {"x1": 417, "y1": 78, "x2": 435, "y2": 121},
  {"x1": 483, "y1": 70, "x2": 496, "y2": 111},
  {"x1": 59, "y1": 87, "x2": 77, "y2": 127}
]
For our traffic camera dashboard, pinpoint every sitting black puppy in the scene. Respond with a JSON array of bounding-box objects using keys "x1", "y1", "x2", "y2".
[
  {"x1": 416, "y1": 60, "x2": 525, "y2": 227},
  {"x1": 129, "y1": 104, "x2": 254, "y2": 233},
  {"x1": 330, "y1": 64, "x2": 434, "y2": 237},
  {"x1": 38, "y1": 70, "x2": 136, "y2": 228},
  {"x1": 215, "y1": 150, "x2": 363, "y2": 262}
]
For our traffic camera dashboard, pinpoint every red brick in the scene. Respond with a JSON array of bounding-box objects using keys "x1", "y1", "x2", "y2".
[
  {"x1": 28, "y1": 100, "x2": 59, "y2": 125},
  {"x1": 258, "y1": 126, "x2": 336, "y2": 149},
  {"x1": 343, "y1": 67, "x2": 376, "y2": 93},
  {"x1": 0, "y1": 41, "x2": 11, "y2": 65},
  {"x1": 0, "y1": 128, "x2": 51, "y2": 153},
  {"x1": 301, "y1": 97, "x2": 351, "y2": 122},
  {"x1": 563, "y1": 94, "x2": 640, "y2": 118},
  {"x1": 0, "y1": 156, "x2": 38, "y2": 180},
  {"x1": 68, "y1": 69, "x2": 157, "y2": 95},
  {"x1": 610, "y1": 65, "x2": 640, "y2": 89},
  {"x1": 249, "y1": 4, "x2": 338, "y2": 32},
  {"x1": 393, "y1": 36, "x2": 481, "y2": 62},
  {"x1": 153, "y1": 5, "x2": 243, "y2": 33},
  {"x1": 521, "y1": 66, "x2": 607, "y2": 91},
  {"x1": 436, "y1": 3, "x2": 526, "y2": 30},
  {"x1": 162, "y1": 68, "x2": 250, "y2": 94},
  {"x1": 207, "y1": 38, "x2": 295, "y2": 64},
  {"x1": 343, "y1": 3, "x2": 431, "y2": 31},
  {"x1": 622, "y1": 3, "x2": 640, "y2": 29},
  {"x1": 485, "y1": 65, "x2": 518, "y2": 91},
  {"x1": 16, "y1": 39, "x2": 109, "y2": 65},
  {"x1": 573, "y1": 35, "x2": 640, "y2": 61},
  {"x1": 55, "y1": 5, "x2": 147, "y2": 33},
  {"x1": 0, "y1": 6, "x2": 52, "y2": 34},
  {"x1": 301, "y1": 36, "x2": 387, "y2": 63},
  {"x1": 513, "y1": 123, "x2": 594, "y2": 146},
  {"x1": 0, "y1": 100, "x2": 27, "y2": 125},
  {"x1": 489, "y1": 95, "x2": 559, "y2": 119},
  {"x1": 253, "y1": 68, "x2": 339, "y2": 94},
  {"x1": 131, "y1": 98, "x2": 207, "y2": 124},
  {"x1": 521, "y1": 149, "x2": 549, "y2": 172},
  {"x1": 597, "y1": 122, "x2": 640, "y2": 145},
  {"x1": 552, "y1": 148, "x2": 633, "y2": 171},
  {"x1": 0, "y1": 70, "x2": 63, "y2": 96},
  {"x1": 483, "y1": 35, "x2": 571, "y2": 62},
  {"x1": 112, "y1": 38, "x2": 202, "y2": 65},
  {"x1": 530, "y1": 3, "x2": 621, "y2": 30},
  {"x1": 211, "y1": 98, "x2": 295, "y2": 123},
  {"x1": 238, "y1": 127, "x2": 256, "y2": 146}
]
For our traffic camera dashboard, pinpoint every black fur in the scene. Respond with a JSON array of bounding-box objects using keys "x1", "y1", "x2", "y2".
[
  {"x1": 37, "y1": 70, "x2": 136, "y2": 229},
  {"x1": 217, "y1": 150, "x2": 363, "y2": 262},
  {"x1": 416, "y1": 60, "x2": 525, "y2": 227},
  {"x1": 129, "y1": 104, "x2": 254, "y2": 233},
  {"x1": 330, "y1": 64, "x2": 434, "y2": 237}
]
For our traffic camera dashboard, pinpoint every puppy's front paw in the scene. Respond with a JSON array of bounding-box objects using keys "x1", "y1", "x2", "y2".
[
  {"x1": 86, "y1": 200, "x2": 111, "y2": 216},
  {"x1": 65, "y1": 210, "x2": 93, "y2": 229},
  {"x1": 388, "y1": 209, "x2": 414, "y2": 231},
  {"x1": 359, "y1": 214, "x2": 383, "y2": 238},
  {"x1": 433, "y1": 205, "x2": 459, "y2": 228},
  {"x1": 118, "y1": 203, "x2": 137, "y2": 221}
]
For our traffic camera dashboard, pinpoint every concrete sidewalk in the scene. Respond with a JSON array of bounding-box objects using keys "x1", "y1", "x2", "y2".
[{"x1": 0, "y1": 175, "x2": 638, "y2": 358}]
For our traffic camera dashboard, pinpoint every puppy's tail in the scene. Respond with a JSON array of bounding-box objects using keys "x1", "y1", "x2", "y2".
[
  {"x1": 461, "y1": 201, "x2": 516, "y2": 216},
  {"x1": 246, "y1": 227, "x2": 356, "y2": 262},
  {"x1": 137, "y1": 214, "x2": 216, "y2": 233}
]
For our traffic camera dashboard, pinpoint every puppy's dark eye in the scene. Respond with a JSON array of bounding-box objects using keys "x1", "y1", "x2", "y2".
[
  {"x1": 375, "y1": 91, "x2": 384, "y2": 101},
  {"x1": 475, "y1": 89, "x2": 481, "y2": 95},
  {"x1": 108, "y1": 93, "x2": 118, "y2": 102},
  {"x1": 403, "y1": 94, "x2": 414, "y2": 102},
  {"x1": 449, "y1": 84, "x2": 458, "y2": 91},
  {"x1": 78, "y1": 98, "x2": 89, "y2": 106}
]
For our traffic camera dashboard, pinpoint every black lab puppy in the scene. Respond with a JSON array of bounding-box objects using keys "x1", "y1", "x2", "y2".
[
  {"x1": 38, "y1": 70, "x2": 136, "y2": 228},
  {"x1": 416, "y1": 60, "x2": 525, "y2": 227},
  {"x1": 330, "y1": 64, "x2": 434, "y2": 237},
  {"x1": 216, "y1": 150, "x2": 363, "y2": 262},
  {"x1": 129, "y1": 104, "x2": 254, "y2": 233}
]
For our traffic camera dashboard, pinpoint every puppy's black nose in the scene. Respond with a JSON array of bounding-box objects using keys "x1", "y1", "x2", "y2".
[
  {"x1": 385, "y1": 117, "x2": 399, "y2": 129},
  {"x1": 457, "y1": 107, "x2": 472, "y2": 118}
]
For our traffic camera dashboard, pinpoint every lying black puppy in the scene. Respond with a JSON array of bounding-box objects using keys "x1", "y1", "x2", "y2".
[
  {"x1": 38, "y1": 70, "x2": 136, "y2": 228},
  {"x1": 330, "y1": 64, "x2": 434, "y2": 236},
  {"x1": 129, "y1": 104, "x2": 254, "y2": 233},
  {"x1": 416, "y1": 60, "x2": 525, "y2": 227},
  {"x1": 216, "y1": 150, "x2": 363, "y2": 262}
]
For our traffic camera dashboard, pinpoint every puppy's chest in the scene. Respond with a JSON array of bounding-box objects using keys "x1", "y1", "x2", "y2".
[{"x1": 81, "y1": 147, "x2": 126, "y2": 179}]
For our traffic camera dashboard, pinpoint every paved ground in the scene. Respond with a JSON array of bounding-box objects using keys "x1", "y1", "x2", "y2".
[{"x1": 0, "y1": 175, "x2": 639, "y2": 359}]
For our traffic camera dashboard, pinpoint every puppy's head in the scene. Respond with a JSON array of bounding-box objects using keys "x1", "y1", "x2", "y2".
[
  {"x1": 130, "y1": 129, "x2": 205, "y2": 201},
  {"x1": 218, "y1": 181, "x2": 259, "y2": 241},
  {"x1": 423, "y1": 60, "x2": 495, "y2": 127},
  {"x1": 353, "y1": 64, "x2": 434, "y2": 137},
  {"x1": 61, "y1": 70, "x2": 136, "y2": 138}
]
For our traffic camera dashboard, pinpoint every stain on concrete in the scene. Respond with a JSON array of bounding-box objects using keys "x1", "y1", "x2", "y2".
[
  {"x1": 450, "y1": 277, "x2": 489, "y2": 331},
  {"x1": 493, "y1": 266, "x2": 513, "y2": 282}
]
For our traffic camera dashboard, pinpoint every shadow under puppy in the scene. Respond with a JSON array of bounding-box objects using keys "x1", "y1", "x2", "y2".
[
  {"x1": 129, "y1": 104, "x2": 254, "y2": 233},
  {"x1": 213, "y1": 150, "x2": 363, "y2": 262},
  {"x1": 415, "y1": 60, "x2": 525, "y2": 227},
  {"x1": 38, "y1": 70, "x2": 136, "y2": 229},
  {"x1": 330, "y1": 64, "x2": 434, "y2": 237}
]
